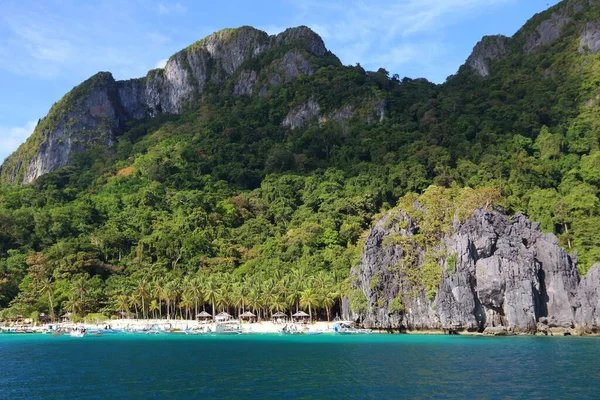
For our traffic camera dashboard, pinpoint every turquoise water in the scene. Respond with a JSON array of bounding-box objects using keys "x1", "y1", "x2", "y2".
[{"x1": 0, "y1": 334, "x2": 599, "y2": 399}]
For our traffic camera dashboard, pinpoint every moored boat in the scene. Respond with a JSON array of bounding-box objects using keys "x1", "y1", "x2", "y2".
[{"x1": 333, "y1": 322, "x2": 372, "y2": 335}]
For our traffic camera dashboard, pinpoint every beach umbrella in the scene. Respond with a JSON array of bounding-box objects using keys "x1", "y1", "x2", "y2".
[
  {"x1": 215, "y1": 312, "x2": 232, "y2": 321},
  {"x1": 292, "y1": 311, "x2": 309, "y2": 318},
  {"x1": 272, "y1": 312, "x2": 287, "y2": 318},
  {"x1": 240, "y1": 311, "x2": 256, "y2": 318},
  {"x1": 196, "y1": 311, "x2": 212, "y2": 318}
]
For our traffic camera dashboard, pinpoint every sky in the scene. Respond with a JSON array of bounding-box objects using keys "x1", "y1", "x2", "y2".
[{"x1": 0, "y1": 0, "x2": 561, "y2": 163}]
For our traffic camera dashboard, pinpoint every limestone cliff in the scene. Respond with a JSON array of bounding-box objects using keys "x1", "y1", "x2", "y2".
[
  {"x1": 0, "y1": 26, "x2": 336, "y2": 184},
  {"x1": 463, "y1": 0, "x2": 599, "y2": 76},
  {"x1": 345, "y1": 208, "x2": 599, "y2": 334}
]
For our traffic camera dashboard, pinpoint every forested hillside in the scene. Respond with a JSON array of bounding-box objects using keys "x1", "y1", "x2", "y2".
[{"x1": 0, "y1": 0, "x2": 599, "y2": 322}]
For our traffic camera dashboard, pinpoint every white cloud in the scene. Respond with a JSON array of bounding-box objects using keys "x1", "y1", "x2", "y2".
[
  {"x1": 0, "y1": 120, "x2": 37, "y2": 163},
  {"x1": 157, "y1": 2, "x2": 187, "y2": 15},
  {"x1": 154, "y1": 58, "x2": 168, "y2": 69}
]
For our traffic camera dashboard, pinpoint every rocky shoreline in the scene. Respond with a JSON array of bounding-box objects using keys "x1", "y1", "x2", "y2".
[{"x1": 344, "y1": 209, "x2": 600, "y2": 335}]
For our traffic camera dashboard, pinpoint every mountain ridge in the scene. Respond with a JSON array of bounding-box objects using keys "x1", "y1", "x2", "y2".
[{"x1": 0, "y1": 25, "x2": 337, "y2": 184}]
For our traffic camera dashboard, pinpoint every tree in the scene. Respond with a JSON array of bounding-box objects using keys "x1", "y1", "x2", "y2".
[{"x1": 300, "y1": 288, "x2": 319, "y2": 322}]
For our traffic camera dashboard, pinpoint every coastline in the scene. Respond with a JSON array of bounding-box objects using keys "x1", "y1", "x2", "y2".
[{"x1": 2, "y1": 319, "x2": 598, "y2": 337}]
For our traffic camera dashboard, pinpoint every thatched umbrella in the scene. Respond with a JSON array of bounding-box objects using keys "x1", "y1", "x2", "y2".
[
  {"x1": 292, "y1": 311, "x2": 310, "y2": 322},
  {"x1": 271, "y1": 311, "x2": 287, "y2": 324},
  {"x1": 292, "y1": 311, "x2": 309, "y2": 318},
  {"x1": 196, "y1": 311, "x2": 212, "y2": 321},
  {"x1": 215, "y1": 312, "x2": 232, "y2": 322},
  {"x1": 240, "y1": 311, "x2": 257, "y2": 322}
]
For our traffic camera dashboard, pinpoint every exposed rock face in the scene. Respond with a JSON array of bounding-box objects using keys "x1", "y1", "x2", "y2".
[
  {"x1": 579, "y1": 22, "x2": 600, "y2": 53},
  {"x1": 575, "y1": 263, "x2": 600, "y2": 332},
  {"x1": 1, "y1": 26, "x2": 332, "y2": 184},
  {"x1": 282, "y1": 98, "x2": 321, "y2": 129},
  {"x1": 282, "y1": 98, "x2": 386, "y2": 130},
  {"x1": 345, "y1": 209, "x2": 593, "y2": 334},
  {"x1": 524, "y1": 13, "x2": 571, "y2": 53},
  {"x1": 1, "y1": 72, "x2": 123, "y2": 184},
  {"x1": 466, "y1": 35, "x2": 510, "y2": 77}
]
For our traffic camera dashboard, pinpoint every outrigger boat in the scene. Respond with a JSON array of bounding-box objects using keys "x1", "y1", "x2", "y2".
[
  {"x1": 333, "y1": 322, "x2": 372, "y2": 335},
  {"x1": 214, "y1": 320, "x2": 242, "y2": 335},
  {"x1": 69, "y1": 328, "x2": 86, "y2": 338}
]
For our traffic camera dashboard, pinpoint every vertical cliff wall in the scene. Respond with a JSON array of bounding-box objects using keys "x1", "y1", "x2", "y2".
[{"x1": 345, "y1": 209, "x2": 599, "y2": 334}]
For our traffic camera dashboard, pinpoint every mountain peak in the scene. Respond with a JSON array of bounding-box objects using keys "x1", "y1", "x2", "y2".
[{"x1": 0, "y1": 25, "x2": 336, "y2": 184}]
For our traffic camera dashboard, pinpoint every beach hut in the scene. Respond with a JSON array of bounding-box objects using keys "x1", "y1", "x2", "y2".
[
  {"x1": 61, "y1": 312, "x2": 72, "y2": 322},
  {"x1": 196, "y1": 311, "x2": 212, "y2": 323},
  {"x1": 271, "y1": 311, "x2": 287, "y2": 324},
  {"x1": 292, "y1": 311, "x2": 310, "y2": 322},
  {"x1": 239, "y1": 311, "x2": 257, "y2": 323},
  {"x1": 215, "y1": 312, "x2": 232, "y2": 322},
  {"x1": 39, "y1": 313, "x2": 50, "y2": 323}
]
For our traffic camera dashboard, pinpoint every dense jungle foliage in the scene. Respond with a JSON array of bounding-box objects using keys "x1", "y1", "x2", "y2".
[{"x1": 0, "y1": 0, "x2": 599, "y2": 321}]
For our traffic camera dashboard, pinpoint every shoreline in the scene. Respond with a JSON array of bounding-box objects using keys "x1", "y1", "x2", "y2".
[{"x1": 2, "y1": 319, "x2": 598, "y2": 337}]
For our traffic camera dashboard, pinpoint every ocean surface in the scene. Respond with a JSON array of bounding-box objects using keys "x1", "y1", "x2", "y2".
[{"x1": 0, "y1": 334, "x2": 599, "y2": 399}]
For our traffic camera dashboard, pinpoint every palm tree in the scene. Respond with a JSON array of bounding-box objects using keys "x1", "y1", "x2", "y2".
[
  {"x1": 320, "y1": 289, "x2": 338, "y2": 321},
  {"x1": 300, "y1": 288, "x2": 319, "y2": 322},
  {"x1": 190, "y1": 276, "x2": 204, "y2": 318},
  {"x1": 38, "y1": 278, "x2": 55, "y2": 320},
  {"x1": 128, "y1": 293, "x2": 140, "y2": 319},
  {"x1": 152, "y1": 279, "x2": 164, "y2": 319},
  {"x1": 149, "y1": 299, "x2": 160, "y2": 319},
  {"x1": 204, "y1": 277, "x2": 219, "y2": 318},
  {"x1": 164, "y1": 281, "x2": 180, "y2": 320},
  {"x1": 136, "y1": 279, "x2": 149, "y2": 319},
  {"x1": 180, "y1": 292, "x2": 194, "y2": 320},
  {"x1": 63, "y1": 292, "x2": 81, "y2": 315},
  {"x1": 269, "y1": 295, "x2": 287, "y2": 315},
  {"x1": 160, "y1": 285, "x2": 171, "y2": 320},
  {"x1": 247, "y1": 290, "x2": 263, "y2": 319},
  {"x1": 116, "y1": 295, "x2": 130, "y2": 317}
]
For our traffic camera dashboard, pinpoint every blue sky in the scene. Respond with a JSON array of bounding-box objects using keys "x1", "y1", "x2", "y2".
[{"x1": 0, "y1": 0, "x2": 560, "y2": 163}]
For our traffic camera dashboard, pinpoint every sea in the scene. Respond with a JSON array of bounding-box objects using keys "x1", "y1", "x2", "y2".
[{"x1": 0, "y1": 334, "x2": 599, "y2": 399}]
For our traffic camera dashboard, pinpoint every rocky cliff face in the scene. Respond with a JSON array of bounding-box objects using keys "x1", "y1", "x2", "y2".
[
  {"x1": 345, "y1": 209, "x2": 599, "y2": 334},
  {"x1": 0, "y1": 26, "x2": 334, "y2": 184},
  {"x1": 466, "y1": 36, "x2": 509, "y2": 77},
  {"x1": 464, "y1": 0, "x2": 599, "y2": 76}
]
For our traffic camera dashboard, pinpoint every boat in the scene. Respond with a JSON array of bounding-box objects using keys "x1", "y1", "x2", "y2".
[
  {"x1": 69, "y1": 328, "x2": 86, "y2": 338},
  {"x1": 333, "y1": 322, "x2": 372, "y2": 335},
  {"x1": 280, "y1": 324, "x2": 304, "y2": 335},
  {"x1": 185, "y1": 326, "x2": 210, "y2": 335},
  {"x1": 214, "y1": 320, "x2": 242, "y2": 335}
]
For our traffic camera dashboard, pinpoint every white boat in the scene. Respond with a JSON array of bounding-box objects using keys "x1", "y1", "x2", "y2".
[
  {"x1": 214, "y1": 320, "x2": 242, "y2": 335},
  {"x1": 333, "y1": 322, "x2": 372, "y2": 335},
  {"x1": 69, "y1": 329, "x2": 86, "y2": 338}
]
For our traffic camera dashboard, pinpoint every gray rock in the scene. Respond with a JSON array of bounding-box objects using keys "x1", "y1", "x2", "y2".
[
  {"x1": 579, "y1": 22, "x2": 600, "y2": 53},
  {"x1": 18, "y1": 72, "x2": 122, "y2": 184},
  {"x1": 346, "y1": 209, "x2": 587, "y2": 334},
  {"x1": 575, "y1": 263, "x2": 600, "y2": 332},
  {"x1": 233, "y1": 70, "x2": 257, "y2": 96},
  {"x1": 282, "y1": 98, "x2": 321, "y2": 129},
  {"x1": 524, "y1": 13, "x2": 570, "y2": 53},
  {"x1": 466, "y1": 35, "x2": 509, "y2": 77},
  {"x1": 483, "y1": 326, "x2": 508, "y2": 336}
]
